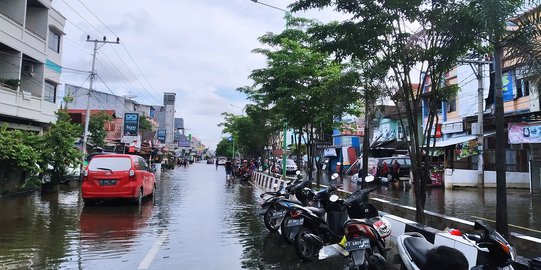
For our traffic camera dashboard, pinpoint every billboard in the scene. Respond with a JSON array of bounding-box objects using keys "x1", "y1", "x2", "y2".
[
  {"x1": 509, "y1": 123, "x2": 541, "y2": 144},
  {"x1": 157, "y1": 129, "x2": 166, "y2": 144},
  {"x1": 123, "y1": 113, "x2": 139, "y2": 136}
]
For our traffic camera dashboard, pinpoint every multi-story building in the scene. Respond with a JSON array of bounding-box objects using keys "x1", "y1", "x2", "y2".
[{"x1": 0, "y1": 0, "x2": 65, "y2": 133}]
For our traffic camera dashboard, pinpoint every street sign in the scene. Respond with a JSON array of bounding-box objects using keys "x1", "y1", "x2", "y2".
[
  {"x1": 123, "y1": 113, "x2": 139, "y2": 136},
  {"x1": 315, "y1": 142, "x2": 333, "y2": 150}
]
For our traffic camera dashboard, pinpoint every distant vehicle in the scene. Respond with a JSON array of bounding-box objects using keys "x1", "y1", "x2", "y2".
[
  {"x1": 375, "y1": 156, "x2": 411, "y2": 179},
  {"x1": 207, "y1": 158, "x2": 214, "y2": 164},
  {"x1": 217, "y1": 157, "x2": 227, "y2": 165},
  {"x1": 275, "y1": 159, "x2": 298, "y2": 174},
  {"x1": 81, "y1": 154, "x2": 156, "y2": 206}
]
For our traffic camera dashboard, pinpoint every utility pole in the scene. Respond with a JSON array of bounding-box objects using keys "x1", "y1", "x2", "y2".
[{"x1": 80, "y1": 36, "x2": 120, "y2": 169}]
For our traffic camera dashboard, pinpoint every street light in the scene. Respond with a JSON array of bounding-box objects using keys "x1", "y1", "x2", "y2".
[{"x1": 250, "y1": 0, "x2": 290, "y2": 179}]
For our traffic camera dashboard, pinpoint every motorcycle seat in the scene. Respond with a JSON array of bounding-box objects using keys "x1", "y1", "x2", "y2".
[
  {"x1": 306, "y1": 207, "x2": 326, "y2": 217},
  {"x1": 283, "y1": 199, "x2": 302, "y2": 205},
  {"x1": 404, "y1": 236, "x2": 434, "y2": 270}
]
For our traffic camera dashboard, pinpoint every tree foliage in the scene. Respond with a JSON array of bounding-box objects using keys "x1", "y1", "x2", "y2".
[{"x1": 89, "y1": 111, "x2": 113, "y2": 147}]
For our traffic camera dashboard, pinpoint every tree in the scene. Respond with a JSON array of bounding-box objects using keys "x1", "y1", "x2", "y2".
[
  {"x1": 291, "y1": 0, "x2": 480, "y2": 223},
  {"x1": 215, "y1": 137, "x2": 234, "y2": 158},
  {"x1": 241, "y1": 18, "x2": 362, "y2": 181},
  {"x1": 88, "y1": 111, "x2": 113, "y2": 147},
  {"x1": 42, "y1": 110, "x2": 82, "y2": 185}
]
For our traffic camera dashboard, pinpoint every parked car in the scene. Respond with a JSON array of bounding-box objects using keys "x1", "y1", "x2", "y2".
[
  {"x1": 275, "y1": 159, "x2": 298, "y2": 174},
  {"x1": 81, "y1": 154, "x2": 156, "y2": 206},
  {"x1": 375, "y1": 156, "x2": 412, "y2": 179}
]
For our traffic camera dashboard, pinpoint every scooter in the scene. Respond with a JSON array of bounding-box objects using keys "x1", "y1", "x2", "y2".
[
  {"x1": 397, "y1": 220, "x2": 516, "y2": 270},
  {"x1": 341, "y1": 176, "x2": 392, "y2": 270},
  {"x1": 259, "y1": 171, "x2": 315, "y2": 233}
]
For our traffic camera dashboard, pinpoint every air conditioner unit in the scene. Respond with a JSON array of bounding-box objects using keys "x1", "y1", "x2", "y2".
[{"x1": 23, "y1": 64, "x2": 34, "y2": 77}]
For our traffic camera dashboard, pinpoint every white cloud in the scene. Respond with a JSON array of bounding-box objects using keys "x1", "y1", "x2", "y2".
[{"x1": 53, "y1": 0, "x2": 345, "y2": 149}]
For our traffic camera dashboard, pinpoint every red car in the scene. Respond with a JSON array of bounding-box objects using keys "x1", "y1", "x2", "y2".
[{"x1": 82, "y1": 154, "x2": 156, "y2": 205}]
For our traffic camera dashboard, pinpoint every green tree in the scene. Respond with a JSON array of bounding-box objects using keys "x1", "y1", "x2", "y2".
[
  {"x1": 291, "y1": 0, "x2": 480, "y2": 223},
  {"x1": 0, "y1": 126, "x2": 42, "y2": 193},
  {"x1": 215, "y1": 137, "x2": 234, "y2": 158},
  {"x1": 88, "y1": 111, "x2": 112, "y2": 147},
  {"x1": 139, "y1": 116, "x2": 153, "y2": 131},
  {"x1": 42, "y1": 110, "x2": 82, "y2": 184}
]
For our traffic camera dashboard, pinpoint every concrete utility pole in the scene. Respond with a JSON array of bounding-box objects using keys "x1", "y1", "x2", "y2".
[
  {"x1": 250, "y1": 0, "x2": 291, "y2": 179},
  {"x1": 459, "y1": 57, "x2": 491, "y2": 188},
  {"x1": 81, "y1": 36, "x2": 120, "y2": 167}
]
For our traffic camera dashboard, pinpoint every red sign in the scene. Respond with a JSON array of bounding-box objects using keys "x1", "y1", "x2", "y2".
[{"x1": 435, "y1": 124, "x2": 442, "y2": 138}]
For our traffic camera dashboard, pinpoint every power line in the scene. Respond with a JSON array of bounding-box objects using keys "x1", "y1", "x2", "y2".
[{"x1": 60, "y1": 0, "x2": 105, "y2": 37}]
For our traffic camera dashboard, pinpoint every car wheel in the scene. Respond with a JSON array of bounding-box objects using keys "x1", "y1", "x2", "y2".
[{"x1": 135, "y1": 189, "x2": 143, "y2": 206}]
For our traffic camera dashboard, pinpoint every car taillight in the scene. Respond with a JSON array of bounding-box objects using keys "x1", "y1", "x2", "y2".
[
  {"x1": 290, "y1": 210, "x2": 302, "y2": 219},
  {"x1": 129, "y1": 170, "x2": 136, "y2": 181}
]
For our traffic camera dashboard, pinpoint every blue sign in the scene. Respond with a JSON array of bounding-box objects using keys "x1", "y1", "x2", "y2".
[
  {"x1": 157, "y1": 129, "x2": 166, "y2": 143},
  {"x1": 123, "y1": 113, "x2": 139, "y2": 136},
  {"x1": 502, "y1": 71, "x2": 514, "y2": 102}
]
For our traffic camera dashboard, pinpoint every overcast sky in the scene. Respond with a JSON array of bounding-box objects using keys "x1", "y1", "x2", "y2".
[{"x1": 52, "y1": 0, "x2": 343, "y2": 149}]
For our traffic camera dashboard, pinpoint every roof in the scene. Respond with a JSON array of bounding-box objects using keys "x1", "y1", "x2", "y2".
[
  {"x1": 67, "y1": 109, "x2": 116, "y2": 117},
  {"x1": 432, "y1": 131, "x2": 496, "y2": 148},
  {"x1": 371, "y1": 139, "x2": 409, "y2": 150}
]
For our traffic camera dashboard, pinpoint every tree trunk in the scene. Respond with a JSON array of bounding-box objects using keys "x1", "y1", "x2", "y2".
[{"x1": 494, "y1": 45, "x2": 508, "y2": 237}]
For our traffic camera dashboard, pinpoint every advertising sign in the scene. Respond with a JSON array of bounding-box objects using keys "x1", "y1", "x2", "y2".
[
  {"x1": 123, "y1": 113, "x2": 139, "y2": 136},
  {"x1": 509, "y1": 123, "x2": 541, "y2": 144},
  {"x1": 157, "y1": 129, "x2": 166, "y2": 143},
  {"x1": 455, "y1": 139, "x2": 479, "y2": 160},
  {"x1": 502, "y1": 71, "x2": 514, "y2": 102}
]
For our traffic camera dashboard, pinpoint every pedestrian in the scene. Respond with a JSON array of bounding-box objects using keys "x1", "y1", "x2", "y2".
[
  {"x1": 262, "y1": 159, "x2": 269, "y2": 173},
  {"x1": 392, "y1": 160, "x2": 401, "y2": 181},
  {"x1": 225, "y1": 159, "x2": 233, "y2": 180},
  {"x1": 381, "y1": 161, "x2": 389, "y2": 179},
  {"x1": 215, "y1": 158, "x2": 219, "y2": 170}
]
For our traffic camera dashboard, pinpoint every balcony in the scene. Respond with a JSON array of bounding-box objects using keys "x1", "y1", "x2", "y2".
[{"x1": 0, "y1": 84, "x2": 57, "y2": 125}]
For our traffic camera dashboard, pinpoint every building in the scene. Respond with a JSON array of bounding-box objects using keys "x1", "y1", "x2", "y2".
[
  {"x1": 0, "y1": 0, "x2": 65, "y2": 133},
  {"x1": 154, "y1": 93, "x2": 175, "y2": 145}
]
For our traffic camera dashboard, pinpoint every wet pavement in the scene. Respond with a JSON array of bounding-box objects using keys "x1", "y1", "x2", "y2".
[{"x1": 0, "y1": 163, "x2": 350, "y2": 269}]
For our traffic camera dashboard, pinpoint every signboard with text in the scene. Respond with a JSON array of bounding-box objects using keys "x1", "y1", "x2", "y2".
[
  {"x1": 123, "y1": 113, "x2": 139, "y2": 136},
  {"x1": 509, "y1": 123, "x2": 541, "y2": 144},
  {"x1": 157, "y1": 129, "x2": 166, "y2": 144}
]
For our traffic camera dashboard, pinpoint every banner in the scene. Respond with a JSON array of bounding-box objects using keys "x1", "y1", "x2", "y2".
[
  {"x1": 123, "y1": 113, "x2": 139, "y2": 136},
  {"x1": 157, "y1": 129, "x2": 166, "y2": 144},
  {"x1": 455, "y1": 139, "x2": 479, "y2": 160},
  {"x1": 509, "y1": 123, "x2": 541, "y2": 144}
]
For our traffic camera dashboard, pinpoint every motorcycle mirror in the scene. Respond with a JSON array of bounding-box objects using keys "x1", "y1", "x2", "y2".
[
  {"x1": 296, "y1": 170, "x2": 301, "y2": 175},
  {"x1": 331, "y1": 173, "x2": 339, "y2": 180},
  {"x1": 329, "y1": 194, "x2": 339, "y2": 202},
  {"x1": 365, "y1": 175, "x2": 375, "y2": 183}
]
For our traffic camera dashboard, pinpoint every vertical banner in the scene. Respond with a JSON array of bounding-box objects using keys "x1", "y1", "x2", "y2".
[
  {"x1": 502, "y1": 71, "x2": 514, "y2": 102},
  {"x1": 157, "y1": 129, "x2": 166, "y2": 144},
  {"x1": 123, "y1": 113, "x2": 139, "y2": 136}
]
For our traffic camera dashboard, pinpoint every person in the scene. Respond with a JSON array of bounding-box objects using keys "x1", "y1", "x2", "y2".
[
  {"x1": 392, "y1": 160, "x2": 401, "y2": 181},
  {"x1": 215, "y1": 158, "x2": 219, "y2": 170},
  {"x1": 262, "y1": 159, "x2": 269, "y2": 173},
  {"x1": 380, "y1": 161, "x2": 389, "y2": 179},
  {"x1": 225, "y1": 159, "x2": 233, "y2": 180},
  {"x1": 424, "y1": 245, "x2": 468, "y2": 270}
]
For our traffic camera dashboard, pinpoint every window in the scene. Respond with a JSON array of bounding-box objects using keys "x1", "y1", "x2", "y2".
[
  {"x1": 447, "y1": 96, "x2": 456, "y2": 112},
  {"x1": 48, "y1": 30, "x2": 60, "y2": 53},
  {"x1": 516, "y1": 78, "x2": 530, "y2": 98},
  {"x1": 44, "y1": 81, "x2": 56, "y2": 103},
  {"x1": 89, "y1": 157, "x2": 132, "y2": 171}
]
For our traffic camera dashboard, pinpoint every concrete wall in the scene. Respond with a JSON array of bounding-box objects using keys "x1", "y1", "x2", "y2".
[{"x1": 444, "y1": 169, "x2": 530, "y2": 189}]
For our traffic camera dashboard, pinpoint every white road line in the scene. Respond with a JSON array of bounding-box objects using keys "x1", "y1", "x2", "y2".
[{"x1": 137, "y1": 230, "x2": 169, "y2": 270}]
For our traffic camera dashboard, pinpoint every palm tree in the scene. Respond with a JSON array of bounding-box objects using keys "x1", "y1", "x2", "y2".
[{"x1": 469, "y1": 0, "x2": 540, "y2": 237}]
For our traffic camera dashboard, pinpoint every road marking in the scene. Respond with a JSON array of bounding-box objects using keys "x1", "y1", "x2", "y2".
[
  {"x1": 137, "y1": 229, "x2": 169, "y2": 269},
  {"x1": 470, "y1": 216, "x2": 541, "y2": 234}
]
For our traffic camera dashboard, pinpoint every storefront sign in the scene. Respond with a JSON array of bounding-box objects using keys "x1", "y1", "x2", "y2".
[
  {"x1": 455, "y1": 139, "x2": 479, "y2": 160},
  {"x1": 123, "y1": 113, "x2": 139, "y2": 136},
  {"x1": 157, "y1": 129, "x2": 166, "y2": 143},
  {"x1": 509, "y1": 123, "x2": 541, "y2": 144},
  {"x1": 441, "y1": 122, "x2": 463, "y2": 134}
]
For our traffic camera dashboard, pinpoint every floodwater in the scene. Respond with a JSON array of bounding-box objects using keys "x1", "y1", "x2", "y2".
[{"x1": 0, "y1": 163, "x2": 349, "y2": 269}]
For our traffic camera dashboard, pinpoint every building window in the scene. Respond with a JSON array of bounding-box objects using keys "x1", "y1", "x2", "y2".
[
  {"x1": 48, "y1": 30, "x2": 60, "y2": 53},
  {"x1": 516, "y1": 78, "x2": 530, "y2": 98},
  {"x1": 447, "y1": 96, "x2": 456, "y2": 112},
  {"x1": 44, "y1": 81, "x2": 56, "y2": 103}
]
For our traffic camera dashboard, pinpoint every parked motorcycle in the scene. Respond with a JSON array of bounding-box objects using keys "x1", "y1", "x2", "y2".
[
  {"x1": 342, "y1": 176, "x2": 391, "y2": 269},
  {"x1": 397, "y1": 220, "x2": 516, "y2": 270},
  {"x1": 259, "y1": 171, "x2": 314, "y2": 233}
]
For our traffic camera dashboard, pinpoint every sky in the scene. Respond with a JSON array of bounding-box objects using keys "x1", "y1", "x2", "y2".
[{"x1": 52, "y1": 0, "x2": 344, "y2": 150}]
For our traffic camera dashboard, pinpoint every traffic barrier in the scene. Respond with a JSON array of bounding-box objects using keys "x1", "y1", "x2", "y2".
[{"x1": 250, "y1": 171, "x2": 538, "y2": 268}]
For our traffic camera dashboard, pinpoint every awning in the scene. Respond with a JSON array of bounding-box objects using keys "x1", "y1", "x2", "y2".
[{"x1": 434, "y1": 135, "x2": 477, "y2": 147}]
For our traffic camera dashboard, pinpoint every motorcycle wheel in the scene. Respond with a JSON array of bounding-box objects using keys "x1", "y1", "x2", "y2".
[
  {"x1": 280, "y1": 215, "x2": 294, "y2": 243},
  {"x1": 263, "y1": 207, "x2": 280, "y2": 232},
  {"x1": 294, "y1": 227, "x2": 318, "y2": 262}
]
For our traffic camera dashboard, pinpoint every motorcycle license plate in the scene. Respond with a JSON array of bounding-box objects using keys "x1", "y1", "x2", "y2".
[
  {"x1": 345, "y1": 238, "x2": 370, "y2": 251},
  {"x1": 286, "y1": 218, "x2": 304, "y2": 227},
  {"x1": 272, "y1": 210, "x2": 287, "y2": 218},
  {"x1": 99, "y1": 179, "x2": 117, "y2": 186}
]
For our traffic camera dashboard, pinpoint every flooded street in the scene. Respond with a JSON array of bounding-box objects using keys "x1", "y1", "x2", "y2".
[{"x1": 0, "y1": 163, "x2": 347, "y2": 269}]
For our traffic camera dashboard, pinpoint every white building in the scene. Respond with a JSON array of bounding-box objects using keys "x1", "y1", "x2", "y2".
[{"x1": 0, "y1": 0, "x2": 65, "y2": 133}]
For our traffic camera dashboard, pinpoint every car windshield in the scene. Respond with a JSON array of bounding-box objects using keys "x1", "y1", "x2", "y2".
[
  {"x1": 286, "y1": 160, "x2": 295, "y2": 165},
  {"x1": 89, "y1": 157, "x2": 132, "y2": 171}
]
